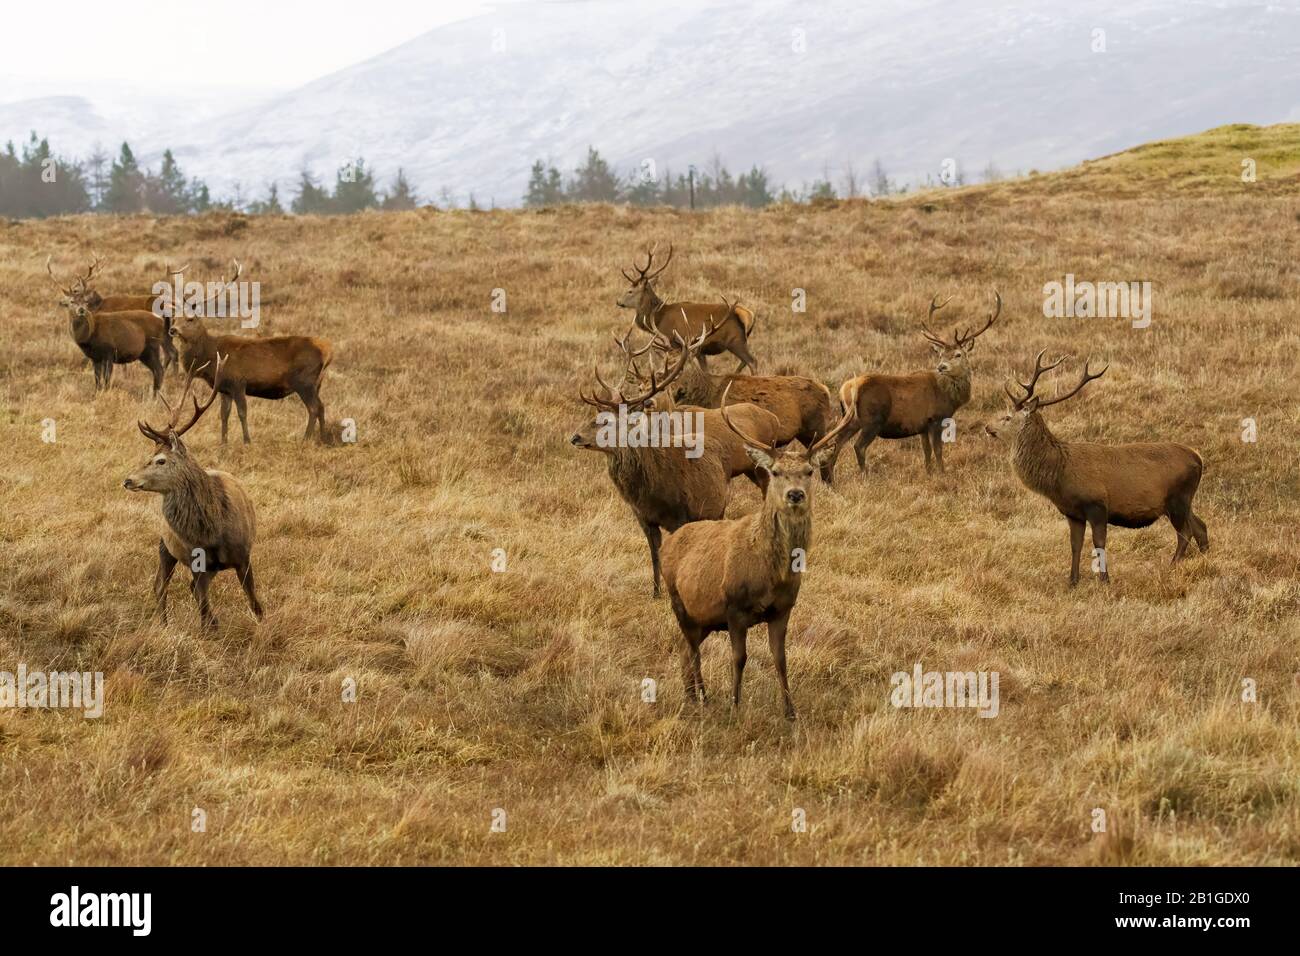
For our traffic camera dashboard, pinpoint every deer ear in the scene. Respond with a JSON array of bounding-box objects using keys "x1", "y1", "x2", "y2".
[
  {"x1": 931, "y1": 342, "x2": 944, "y2": 356},
  {"x1": 810, "y1": 443, "x2": 836, "y2": 470},
  {"x1": 86, "y1": 291, "x2": 102, "y2": 308},
  {"x1": 168, "y1": 432, "x2": 184, "y2": 453},
  {"x1": 744, "y1": 446, "x2": 776, "y2": 471},
  {"x1": 1024, "y1": 396, "x2": 1039, "y2": 413}
]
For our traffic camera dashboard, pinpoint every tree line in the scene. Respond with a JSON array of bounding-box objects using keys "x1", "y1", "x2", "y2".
[{"x1": 2, "y1": 131, "x2": 1000, "y2": 220}]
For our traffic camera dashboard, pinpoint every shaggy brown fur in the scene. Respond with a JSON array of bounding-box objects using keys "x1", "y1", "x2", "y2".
[
  {"x1": 123, "y1": 365, "x2": 263, "y2": 629},
  {"x1": 660, "y1": 399, "x2": 853, "y2": 718}
]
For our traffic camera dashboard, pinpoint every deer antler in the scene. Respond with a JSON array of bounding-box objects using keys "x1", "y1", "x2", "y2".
[
  {"x1": 719, "y1": 380, "x2": 778, "y2": 456},
  {"x1": 921, "y1": 293, "x2": 953, "y2": 347},
  {"x1": 612, "y1": 320, "x2": 654, "y2": 360},
  {"x1": 46, "y1": 256, "x2": 73, "y2": 295},
  {"x1": 172, "y1": 259, "x2": 242, "y2": 316},
  {"x1": 1006, "y1": 348, "x2": 1067, "y2": 408},
  {"x1": 955, "y1": 290, "x2": 1001, "y2": 349},
  {"x1": 626, "y1": 242, "x2": 673, "y2": 285},
  {"x1": 1036, "y1": 358, "x2": 1108, "y2": 409},
  {"x1": 807, "y1": 403, "x2": 857, "y2": 459},
  {"x1": 139, "y1": 354, "x2": 225, "y2": 443},
  {"x1": 581, "y1": 332, "x2": 693, "y2": 411}
]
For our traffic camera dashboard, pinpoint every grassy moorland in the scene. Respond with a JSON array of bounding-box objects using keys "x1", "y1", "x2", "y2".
[{"x1": 0, "y1": 124, "x2": 1297, "y2": 865}]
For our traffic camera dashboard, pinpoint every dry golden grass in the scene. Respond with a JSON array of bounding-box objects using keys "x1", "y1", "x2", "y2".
[{"x1": 1, "y1": 135, "x2": 1298, "y2": 864}]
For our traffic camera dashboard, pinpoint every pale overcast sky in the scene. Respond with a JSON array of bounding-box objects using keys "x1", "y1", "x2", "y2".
[{"x1": 2, "y1": 0, "x2": 491, "y2": 97}]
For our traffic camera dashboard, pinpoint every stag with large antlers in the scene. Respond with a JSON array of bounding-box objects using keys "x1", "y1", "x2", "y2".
[
  {"x1": 617, "y1": 243, "x2": 760, "y2": 372},
  {"x1": 650, "y1": 315, "x2": 840, "y2": 481},
  {"x1": 49, "y1": 255, "x2": 179, "y2": 372},
  {"x1": 570, "y1": 323, "x2": 780, "y2": 594},
  {"x1": 659, "y1": 385, "x2": 855, "y2": 719},
  {"x1": 123, "y1": 355, "x2": 265, "y2": 629},
  {"x1": 986, "y1": 351, "x2": 1208, "y2": 587},
  {"x1": 612, "y1": 318, "x2": 783, "y2": 491},
  {"x1": 834, "y1": 290, "x2": 1001, "y2": 477},
  {"x1": 169, "y1": 261, "x2": 333, "y2": 443}
]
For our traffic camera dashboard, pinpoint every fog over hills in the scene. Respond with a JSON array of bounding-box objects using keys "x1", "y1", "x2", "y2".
[{"x1": 3, "y1": 0, "x2": 1298, "y2": 205}]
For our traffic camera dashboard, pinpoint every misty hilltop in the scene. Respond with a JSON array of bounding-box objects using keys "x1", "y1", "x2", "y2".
[{"x1": 3, "y1": 0, "x2": 1298, "y2": 205}]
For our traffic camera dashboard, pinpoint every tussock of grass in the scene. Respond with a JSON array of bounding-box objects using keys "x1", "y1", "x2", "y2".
[{"x1": 0, "y1": 150, "x2": 1297, "y2": 863}]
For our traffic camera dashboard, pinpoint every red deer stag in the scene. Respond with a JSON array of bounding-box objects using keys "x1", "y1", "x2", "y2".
[
  {"x1": 659, "y1": 385, "x2": 854, "y2": 719},
  {"x1": 617, "y1": 243, "x2": 760, "y2": 372},
  {"x1": 48, "y1": 255, "x2": 179, "y2": 371},
  {"x1": 123, "y1": 355, "x2": 265, "y2": 629},
  {"x1": 169, "y1": 262, "x2": 333, "y2": 443},
  {"x1": 986, "y1": 350, "x2": 1208, "y2": 587},
  {"x1": 62, "y1": 301, "x2": 167, "y2": 396},
  {"x1": 835, "y1": 291, "x2": 999, "y2": 476},
  {"x1": 652, "y1": 317, "x2": 839, "y2": 481},
  {"x1": 570, "y1": 327, "x2": 780, "y2": 595},
  {"x1": 615, "y1": 320, "x2": 783, "y2": 491}
]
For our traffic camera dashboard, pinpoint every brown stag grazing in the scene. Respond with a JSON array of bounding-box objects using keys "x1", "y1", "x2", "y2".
[
  {"x1": 653, "y1": 318, "x2": 839, "y2": 481},
  {"x1": 616, "y1": 243, "x2": 760, "y2": 372},
  {"x1": 835, "y1": 290, "x2": 1000, "y2": 476},
  {"x1": 169, "y1": 263, "x2": 333, "y2": 443},
  {"x1": 48, "y1": 255, "x2": 179, "y2": 371},
  {"x1": 123, "y1": 355, "x2": 264, "y2": 629},
  {"x1": 659, "y1": 385, "x2": 854, "y2": 719},
  {"x1": 986, "y1": 350, "x2": 1208, "y2": 587}
]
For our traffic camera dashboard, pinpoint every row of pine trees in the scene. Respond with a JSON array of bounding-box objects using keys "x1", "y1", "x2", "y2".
[{"x1": 0, "y1": 132, "x2": 922, "y2": 219}]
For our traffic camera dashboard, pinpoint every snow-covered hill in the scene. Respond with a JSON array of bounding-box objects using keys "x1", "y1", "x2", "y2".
[{"x1": 3, "y1": 0, "x2": 1298, "y2": 205}]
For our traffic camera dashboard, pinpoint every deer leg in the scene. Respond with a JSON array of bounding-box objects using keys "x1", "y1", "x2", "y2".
[
  {"x1": 219, "y1": 393, "x2": 232, "y2": 443},
  {"x1": 726, "y1": 618, "x2": 749, "y2": 710},
  {"x1": 768, "y1": 609, "x2": 795, "y2": 720},
  {"x1": 235, "y1": 561, "x2": 264, "y2": 619},
  {"x1": 154, "y1": 539, "x2": 178, "y2": 622},
  {"x1": 677, "y1": 624, "x2": 706, "y2": 706},
  {"x1": 146, "y1": 348, "x2": 164, "y2": 398},
  {"x1": 930, "y1": 420, "x2": 946, "y2": 474},
  {"x1": 1087, "y1": 508, "x2": 1110, "y2": 583},
  {"x1": 1167, "y1": 498, "x2": 1192, "y2": 562},
  {"x1": 103, "y1": 361, "x2": 114, "y2": 390},
  {"x1": 232, "y1": 387, "x2": 251, "y2": 444},
  {"x1": 638, "y1": 518, "x2": 663, "y2": 597},
  {"x1": 852, "y1": 426, "x2": 879, "y2": 472},
  {"x1": 731, "y1": 342, "x2": 759, "y2": 374},
  {"x1": 1068, "y1": 517, "x2": 1085, "y2": 587},
  {"x1": 1189, "y1": 512, "x2": 1209, "y2": 552},
  {"x1": 191, "y1": 569, "x2": 219, "y2": 631},
  {"x1": 920, "y1": 429, "x2": 934, "y2": 473},
  {"x1": 92, "y1": 360, "x2": 103, "y2": 391}
]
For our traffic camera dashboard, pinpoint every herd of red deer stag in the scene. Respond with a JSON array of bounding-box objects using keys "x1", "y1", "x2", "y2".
[
  {"x1": 44, "y1": 247, "x2": 1208, "y2": 715},
  {"x1": 573, "y1": 246, "x2": 1209, "y2": 719}
]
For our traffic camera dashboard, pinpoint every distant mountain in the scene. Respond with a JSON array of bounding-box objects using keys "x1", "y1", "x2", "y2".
[{"x1": 3, "y1": 0, "x2": 1298, "y2": 206}]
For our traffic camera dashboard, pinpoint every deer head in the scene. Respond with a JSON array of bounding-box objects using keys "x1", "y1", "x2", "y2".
[
  {"x1": 616, "y1": 243, "x2": 673, "y2": 312},
  {"x1": 922, "y1": 290, "x2": 1000, "y2": 377},
  {"x1": 47, "y1": 254, "x2": 103, "y2": 307},
  {"x1": 719, "y1": 381, "x2": 853, "y2": 507},
  {"x1": 168, "y1": 261, "x2": 242, "y2": 345},
  {"x1": 985, "y1": 349, "x2": 1108, "y2": 441},
  {"x1": 123, "y1": 355, "x2": 224, "y2": 492},
  {"x1": 569, "y1": 323, "x2": 703, "y2": 452}
]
